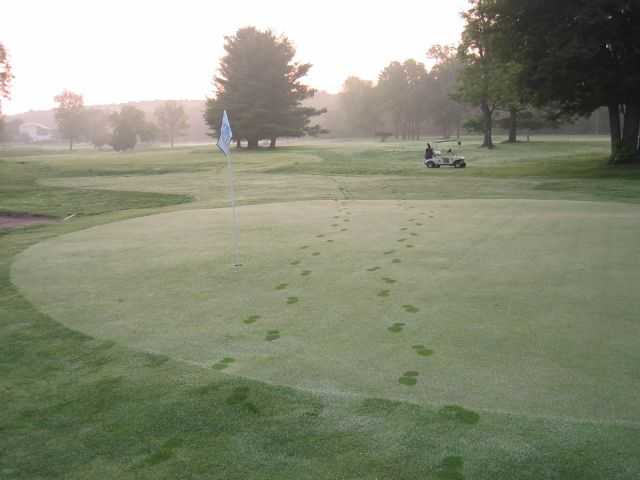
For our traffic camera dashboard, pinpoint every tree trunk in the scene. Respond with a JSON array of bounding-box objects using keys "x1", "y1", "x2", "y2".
[
  {"x1": 269, "y1": 137, "x2": 277, "y2": 149},
  {"x1": 247, "y1": 137, "x2": 259, "y2": 149},
  {"x1": 480, "y1": 101, "x2": 494, "y2": 149},
  {"x1": 609, "y1": 103, "x2": 621, "y2": 160},
  {"x1": 506, "y1": 107, "x2": 518, "y2": 143},
  {"x1": 620, "y1": 103, "x2": 640, "y2": 163}
]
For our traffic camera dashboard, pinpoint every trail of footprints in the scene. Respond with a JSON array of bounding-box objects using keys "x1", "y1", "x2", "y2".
[{"x1": 235, "y1": 203, "x2": 435, "y2": 389}]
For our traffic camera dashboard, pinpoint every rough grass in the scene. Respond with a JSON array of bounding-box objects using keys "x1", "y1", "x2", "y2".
[{"x1": 2, "y1": 138, "x2": 640, "y2": 479}]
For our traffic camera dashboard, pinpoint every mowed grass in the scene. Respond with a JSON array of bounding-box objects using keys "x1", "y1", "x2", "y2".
[
  {"x1": 2, "y1": 137, "x2": 640, "y2": 479},
  {"x1": 13, "y1": 199, "x2": 640, "y2": 423}
]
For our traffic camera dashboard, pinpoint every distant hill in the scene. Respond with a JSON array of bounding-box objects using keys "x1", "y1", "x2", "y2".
[{"x1": 6, "y1": 93, "x2": 340, "y2": 143}]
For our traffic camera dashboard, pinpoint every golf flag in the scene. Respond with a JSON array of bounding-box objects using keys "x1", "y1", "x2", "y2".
[
  {"x1": 216, "y1": 110, "x2": 241, "y2": 268},
  {"x1": 217, "y1": 110, "x2": 233, "y2": 156}
]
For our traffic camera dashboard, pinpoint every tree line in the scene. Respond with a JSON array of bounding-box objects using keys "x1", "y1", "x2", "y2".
[
  {"x1": 52, "y1": 91, "x2": 190, "y2": 151},
  {"x1": 4, "y1": 1, "x2": 639, "y2": 160}
]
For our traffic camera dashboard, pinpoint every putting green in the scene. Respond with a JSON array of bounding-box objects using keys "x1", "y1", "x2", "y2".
[{"x1": 12, "y1": 200, "x2": 640, "y2": 423}]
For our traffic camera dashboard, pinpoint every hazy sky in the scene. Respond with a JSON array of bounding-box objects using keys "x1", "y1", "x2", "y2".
[{"x1": 1, "y1": 0, "x2": 469, "y2": 114}]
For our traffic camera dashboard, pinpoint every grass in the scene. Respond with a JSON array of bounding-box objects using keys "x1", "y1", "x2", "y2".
[{"x1": 2, "y1": 137, "x2": 640, "y2": 479}]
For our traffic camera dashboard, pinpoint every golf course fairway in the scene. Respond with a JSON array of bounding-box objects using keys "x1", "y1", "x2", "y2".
[{"x1": 12, "y1": 199, "x2": 640, "y2": 424}]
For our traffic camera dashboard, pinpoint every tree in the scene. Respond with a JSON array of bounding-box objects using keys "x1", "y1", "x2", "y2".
[
  {"x1": 139, "y1": 121, "x2": 160, "y2": 144},
  {"x1": 377, "y1": 59, "x2": 430, "y2": 140},
  {"x1": 54, "y1": 90, "x2": 84, "y2": 151},
  {"x1": 494, "y1": 0, "x2": 640, "y2": 162},
  {"x1": 456, "y1": 0, "x2": 516, "y2": 149},
  {"x1": 110, "y1": 105, "x2": 147, "y2": 151},
  {"x1": 155, "y1": 101, "x2": 189, "y2": 148},
  {"x1": 427, "y1": 45, "x2": 465, "y2": 138},
  {"x1": 205, "y1": 27, "x2": 325, "y2": 149},
  {"x1": 0, "y1": 42, "x2": 13, "y2": 117},
  {"x1": 84, "y1": 109, "x2": 111, "y2": 149},
  {"x1": 339, "y1": 77, "x2": 380, "y2": 137}
]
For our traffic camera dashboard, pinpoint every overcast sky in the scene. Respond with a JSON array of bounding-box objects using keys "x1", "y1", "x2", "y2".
[{"x1": 1, "y1": 0, "x2": 469, "y2": 114}]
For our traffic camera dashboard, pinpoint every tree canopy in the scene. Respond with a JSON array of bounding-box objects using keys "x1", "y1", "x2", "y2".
[
  {"x1": 0, "y1": 42, "x2": 12, "y2": 116},
  {"x1": 155, "y1": 101, "x2": 189, "y2": 148},
  {"x1": 110, "y1": 105, "x2": 148, "y2": 151},
  {"x1": 205, "y1": 27, "x2": 325, "y2": 149},
  {"x1": 492, "y1": 0, "x2": 640, "y2": 162},
  {"x1": 54, "y1": 90, "x2": 84, "y2": 151}
]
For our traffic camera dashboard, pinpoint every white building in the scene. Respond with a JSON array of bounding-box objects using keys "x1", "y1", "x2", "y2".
[{"x1": 19, "y1": 122, "x2": 54, "y2": 142}]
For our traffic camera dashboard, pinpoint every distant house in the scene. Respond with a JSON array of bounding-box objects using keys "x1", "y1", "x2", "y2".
[{"x1": 19, "y1": 122, "x2": 55, "y2": 142}]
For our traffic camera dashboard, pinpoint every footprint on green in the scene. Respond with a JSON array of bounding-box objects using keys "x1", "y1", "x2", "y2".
[
  {"x1": 327, "y1": 239, "x2": 334, "y2": 243},
  {"x1": 286, "y1": 297, "x2": 299, "y2": 305},
  {"x1": 412, "y1": 345, "x2": 434, "y2": 357},
  {"x1": 384, "y1": 250, "x2": 396, "y2": 255},
  {"x1": 341, "y1": 228, "x2": 348, "y2": 232},
  {"x1": 275, "y1": 283, "x2": 288, "y2": 291},
  {"x1": 290, "y1": 260, "x2": 301, "y2": 266},
  {"x1": 331, "y1": 223, "x2": 339, "y2": 227},
  {"x1": 243, "y1": 315, "x2": 261, "y2": 325},
  {"x1": 382, "y1": 277, "x2": 397, "y2": 284},
  {"x1": 226, "y1": 386, "x2": 250, "y2": 405},
  {"x1": 392, "y1": 258, "x2": 401, "y2": 264},
  {"x1": 438, "y1": 405, "x2": 480, "y2": 425},
  {"x1": 316, "y1": 234, "x2": 325, "y2": 238},
  {"x1": 387, "y1": 322, "x2": 405, "y2": 333},
  {"x1": 343, "y1": 219, "x2": 350, "y2": 223},
  {"x1": 415, "y1": 222, "x2": 423, "y2": 226},
  {"x1": 333, "y1": 216, "x2": 340, "y2": 219},
  {"x1": 212, "y1": 357, "x2": 235, "y2": 370},
  {"x1": 300, "y1": 245, "x2": 310, "y2": 250},
  {"x1": 435, "y1": 456, "x2": 465, "y2": 480},
  {"x1": 265, "y1": 330, "x2": 281, "y2": 341},
  {"x1": 312, "y1": 252, "x2": 320, "y2": 256},
  {"x1": 410, "y1": 232, "x2": 419, "y2": 237},
  {"x1": 406, "y1": 244, "x2": 415, "y2": 249},
  {"x1": 400, "y1": 227, "x2": 409, "y2": 231},
  {"x1": 403, "y1": 304, "x2": 419, "y2": 313},
  {"x1": 301, "y1": 270, "x2": 312, "y2": 276},
  {"x1": 398, "y1": 371, "x2": 419, "y2": 386},
  {"x1": 367, "y1": 266, "x2": 381, "y2": 272},
  {"x1": 397, "y1": 238, "x2": 407, "y2": 243},
  {"x1": 377, "y1": 289, "x2": 390, "y2": 297}
]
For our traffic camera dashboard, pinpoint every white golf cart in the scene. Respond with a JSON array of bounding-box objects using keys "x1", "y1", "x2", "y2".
[{"x1": 424, "y1": 140, "x2": 466, "y2": 168}]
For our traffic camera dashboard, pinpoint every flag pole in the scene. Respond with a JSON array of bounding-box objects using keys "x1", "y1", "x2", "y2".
[
  {"x1": 226, "y1": 149, "x2": 241, "y2": 269},
  {"x1": 217, "y1": 110, "x2": 240, "y2": 269}
]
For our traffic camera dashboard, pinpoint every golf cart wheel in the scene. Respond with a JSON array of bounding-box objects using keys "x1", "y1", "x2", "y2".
[{"x1": 426, "y1": 161, "x2": 435, "y2": 168}]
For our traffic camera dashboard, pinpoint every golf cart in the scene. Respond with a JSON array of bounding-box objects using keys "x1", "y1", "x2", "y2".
[{"x1": 424, "y1": 140, "x2": 466, "y2": 168}]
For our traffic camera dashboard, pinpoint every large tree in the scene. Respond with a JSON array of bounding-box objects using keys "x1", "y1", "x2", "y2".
[
  {"x1": 205, "y1": 27, "x2": 325, "y2": 149},
  {"x1": 427, "y1": 45, "x2": 465, "y2": 138},
  {"x1": 0, "y1": 42, "x2": 12, "y2": 116},
  {"x1": 155, "y1": 101, "x2": 189, "y2": 148},
  {"x1": 339, "y1": 77, "x2": 380, "y2": 137},
  {"x1": 494, "y1": 0, "x2": 640, "y2": 162},
  {"x1": 54, "y1": 90, "x2": 85, "y2": 151},
  {"x1": 377, "y1": 59, "x2": 430, "y2": 140},
  {"x1": 456, "y1": 0, "x2": 520, "y2": 149},
  {"x1": 110, "y1": 105, "x2": 147, "y2": 151},
  {"x1": 84, "y1": 109, "x2": 111, "y2": 149}
]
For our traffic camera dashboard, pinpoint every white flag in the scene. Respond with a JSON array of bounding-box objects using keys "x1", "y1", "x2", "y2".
[{"x1": 217, "y1": 110, "x2": 233, "y2": 156}]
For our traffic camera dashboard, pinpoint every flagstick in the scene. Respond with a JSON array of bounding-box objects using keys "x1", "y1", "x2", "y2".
[{"x1": 226, "y1": 150, "x2": 241, "y2": 269}]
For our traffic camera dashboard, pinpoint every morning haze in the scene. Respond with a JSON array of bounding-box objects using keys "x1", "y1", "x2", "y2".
[{"x1": 1, "y1": 1, "x2": 640, "y2": 479}]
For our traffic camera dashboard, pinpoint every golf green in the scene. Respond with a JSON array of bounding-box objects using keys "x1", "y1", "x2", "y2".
[{"x1": 12, "y1": 199, "x2": 640, "y2": 424}]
